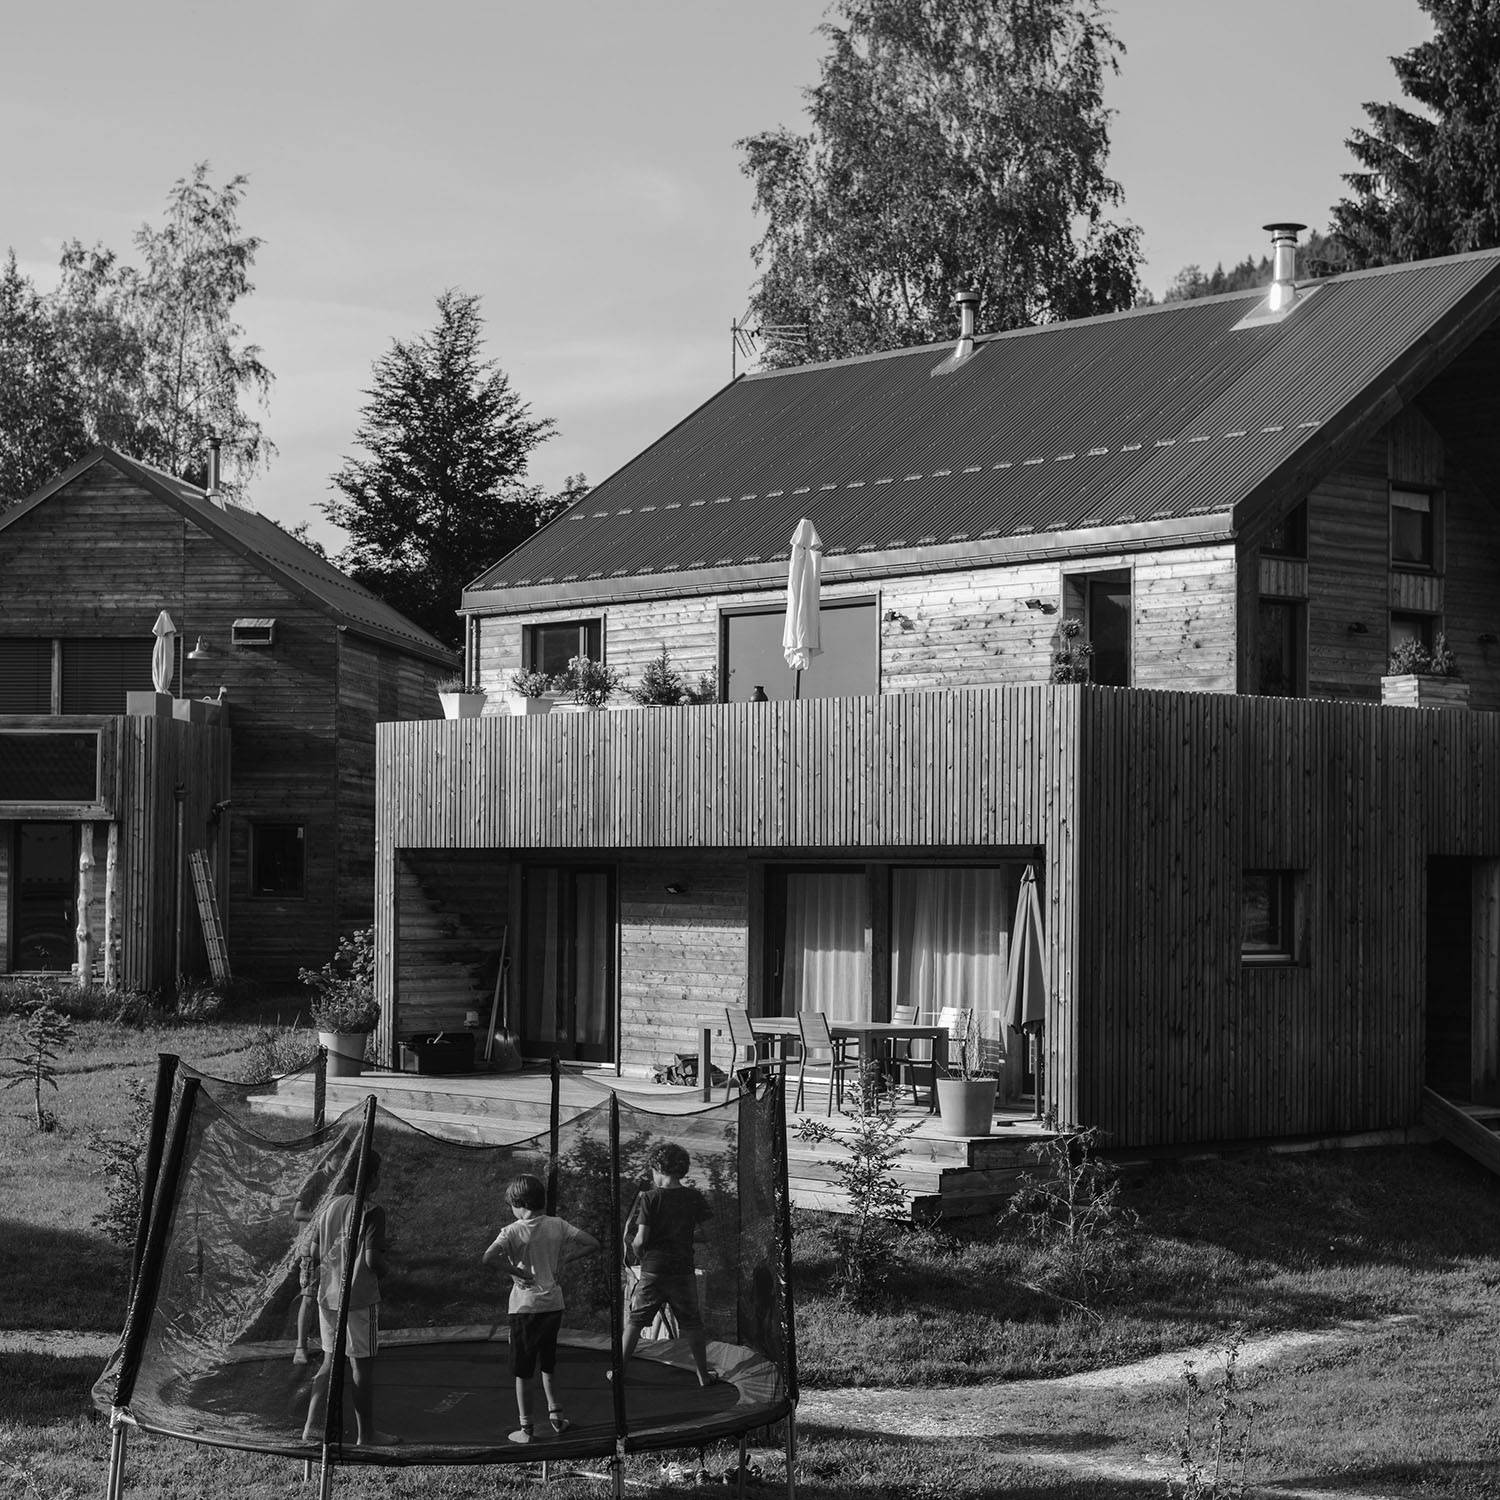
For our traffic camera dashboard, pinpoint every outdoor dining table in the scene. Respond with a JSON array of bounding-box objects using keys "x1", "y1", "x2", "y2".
[{"x1": 749, "y1": 1016, "x2": 948, "y2": 1111}]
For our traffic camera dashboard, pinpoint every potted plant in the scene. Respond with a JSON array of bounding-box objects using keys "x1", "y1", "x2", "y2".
[
  {"x1": 435, "y1": 675, "x2": 487, "y2": 720},
  {"x1": 506, "y1": 668, "x2": 554, "y2": 716},
  {"x1": 934, "y1": 1014, "x2": 999, "y2": 1137},
  {"x1": 1381, "y1": 632, "x2": 1469, "y2": 709},
  {"x1": 299, "y1": 928, "x2": 379, "y2": 1077},
  {"x1": 556, "y1": 654, "x2": 623, "y2": 711},
  {"x1": 626, "y1": 647, "x2": 718, "y2": 707}
]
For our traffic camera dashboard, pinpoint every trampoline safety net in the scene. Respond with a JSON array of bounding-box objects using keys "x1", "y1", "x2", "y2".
[{"x1": 93, "y1": 1059, "x2": 795, "y2": 1469}]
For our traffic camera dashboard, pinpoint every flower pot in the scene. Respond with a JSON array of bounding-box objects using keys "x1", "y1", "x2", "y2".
[
  {"x1": 935, "y1": 1076, "x2": 997, "y2": 1137},
  {"x1": 505, "y1": 694, "x2": 552, "y2": 717},
  {"x1": 319, "y1": 1030, "x2": 369, "y2": 1077},
  {"x1": 439, "y1": 690, "x2": 486, "y2": 720}
]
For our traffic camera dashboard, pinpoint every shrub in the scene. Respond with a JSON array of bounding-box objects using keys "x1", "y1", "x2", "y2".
[
  {"x1": 2, "y1": 1002, "x2": 74, "y2": 1131},
  {"x1": 87, "y1": 1077, "x2": 154, "y2": 1245},
  {"x1": 1050, "y1": 617, "x2": 1094, "y2": 684},
  {"x1": 630, "y1": 646, "x2": 688, "y2": 705},
  {"x1": 558, "y1": 654, "x2": 623, "y2": 708},
  {"x1": 508, "y1": 668, "x2": 552, "y2": 697},
  {"x1": 1003, "y1": 1123, "x2": 1137, "y2": 1308},
  {"x1": 299, "y1": 927, "x2": 379, "y2": 1033},
  {"x1": 1170, "y1": 1328, "x2": 1256, "y2": 1499},
  {"x1": 235, "y1": 1022, "x2": 320, "y2": 1080},
  {"x1": 1388, "y1": 631, "x2": 1459, "y2": 677},
  {"x1": 795, "y1": 1072, "x2": 921, "y2": 1302}
]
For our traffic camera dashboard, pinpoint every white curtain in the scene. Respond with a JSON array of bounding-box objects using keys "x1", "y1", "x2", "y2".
[
  {"x1": 782, "y1": 871, "x2": 868, "y2": 1022},
  {"x1": 891, "y1": 868, "x2": 1012, "y2": 1040}
]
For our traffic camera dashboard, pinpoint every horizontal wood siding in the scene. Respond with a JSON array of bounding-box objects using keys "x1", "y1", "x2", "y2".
[
  {"x1": 376, "y1": 686, "x2": 1081, "y2": 1109},
  {"x1": 1078, "y1": 690, "x2": 1500, "y2": 1147}
]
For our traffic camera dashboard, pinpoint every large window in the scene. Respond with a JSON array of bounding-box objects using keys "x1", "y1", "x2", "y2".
[
  {"x1": 0, "y1": 636, "x2": 165, "y2": 715},
  {"x1": 524, "y1": 620, "x2": 602, "y2": 679},
  {"x1": 0, "y1": 639, "x2": 52, "y2": 713},
  {"x1": 251, "y1": 822, "x2": 306, "y2": 898},
  {"x1": 1391, "y1": 488, "x2": 1437, "y2": 569},
  {"x1": 721, "y1": 599, "x2": 878, "y2": 701},
  {"x1": 1255, "y1": 600, "x2": 1304, "y2": 697},
  {"x1": 1062, "y1": 570, "x2": 1131, "y2": 686},
  {"x1": 0, "y1": 732, "x2": 100, "y2": 803}
]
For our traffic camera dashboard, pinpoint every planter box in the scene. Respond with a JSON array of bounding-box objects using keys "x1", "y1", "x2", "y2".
[
  {"x1": 125, "y1": 691, "x2": 175, "y2": 718},
  {"x1": 505, "y1": 694, "x2": 552, "y2": 717},
  {"x1": 439, "y1": 691, "x2": 487, "y2": 720},
  {"x1": 1381, "y1": 674, "x2": 1470, "y2": 710},
  {"x1": 400, "y1": 1031, "x2": 476, "y2": 1075}
]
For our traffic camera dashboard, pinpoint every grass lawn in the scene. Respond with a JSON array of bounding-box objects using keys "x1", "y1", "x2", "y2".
[{"x1": 2, "y1": 1006, "x2": 1499, "y2": 1498}]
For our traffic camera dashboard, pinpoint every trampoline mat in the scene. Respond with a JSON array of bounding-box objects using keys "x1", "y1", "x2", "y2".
[{"x1": 127, "y1": 1326, "x2": 788, "y2": 1463}]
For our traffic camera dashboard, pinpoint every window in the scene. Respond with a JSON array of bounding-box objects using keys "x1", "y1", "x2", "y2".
[
  {"x1": 1263, "y1": 499, "x2": 1307, "y2": 559},
  {"x1": 61, "y1": 637, "x2": 160, "y2": 713},
  {"x1": 0, "y1": 732, "x2": 100, "y2": 804},
  {"x1": 721, "y1": 599, "x2": 878, "y2": 701},
  {"x1": 1391, "y1": 488, "x2": 1436, "y2": 569},
  {"x1": 251, "y1": 822, "x2": 306, "y2": 898},
  {"x1": 1062, "y1": 570, "x2": 1131, "y2": 686},
  {"x1": 1389, "y1": 611, "x2": 1437, "y2": 658},
  {"x1": 1242, "y1": 870, "x2": 1301, "y2": 962},
  {"x1": 1255, "y1": 600, "x2": 1304, "y2": 697},
  {"x1": 0, "y1": 638, "x2": 53, "y2": 713},
  {"x1": 524, "y1": 620, "x2": 601, "y2": 679}
]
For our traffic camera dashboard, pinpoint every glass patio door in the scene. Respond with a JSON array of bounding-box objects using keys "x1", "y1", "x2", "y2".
[
  {"x1": 12, "y1": 822, "x2": 78, "y2": 972},
  {"x1": 520, "y1": 866, "x2": 614, "y2": 1062}
]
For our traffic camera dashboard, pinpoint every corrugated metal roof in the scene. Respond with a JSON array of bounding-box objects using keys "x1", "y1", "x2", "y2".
[{"x1": 468, "y1": 251, "x2": 1500, "y2": 604}]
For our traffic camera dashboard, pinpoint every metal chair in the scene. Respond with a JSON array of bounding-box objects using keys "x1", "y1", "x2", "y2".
[
  {"x1": 794, "y1": 1010, "x2": 860, "y2": 1115},
  {"x1": 722, "y1": 1007, "x2": 787, "y2": 1102}
]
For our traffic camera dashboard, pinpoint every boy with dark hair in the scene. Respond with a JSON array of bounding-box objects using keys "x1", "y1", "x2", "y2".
[
  {"x1": 301, "y1": 1150, "x2": 397, "y2": 1447},
  {"x1": 620, "y1": 1141, "x2": 715, "y2": 1386},
  {"x1": 483, "y1": 1173, "x2": 600, "y2": 1444}
]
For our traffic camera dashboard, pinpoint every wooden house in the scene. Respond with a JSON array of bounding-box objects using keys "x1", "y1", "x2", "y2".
[
  {"x1": 0, "y1": 449, "x2": 457, "y2": 990},
  {"x1": 375, "y1": 242, "x2": 1500, "y2": 1152}
]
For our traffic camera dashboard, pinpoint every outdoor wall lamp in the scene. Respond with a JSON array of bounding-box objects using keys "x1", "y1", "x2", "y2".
[
  {"x1": 187, "y1": 636, "x2": 212, "y2": 659},
  {"x1": 664, "y1": 883, "x2": 687, "y2": 895},
  {"x1": 882, "y1": 609, "x2": 914, "y2": 629},
  {"x1": 1024, "y1": 598, "x2": 1057, "y2": 613},
  {"x1": 1480, "y1": 632, "x2": 1499, "y2": 646},
  {"x1": 1346, "y1": 621, "x2": 1368, "y2": 634}
]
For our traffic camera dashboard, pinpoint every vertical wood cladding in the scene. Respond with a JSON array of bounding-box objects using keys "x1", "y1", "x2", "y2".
[{"x1": 1076, "y1": 689, "x2": 1500, "y2": 1148}]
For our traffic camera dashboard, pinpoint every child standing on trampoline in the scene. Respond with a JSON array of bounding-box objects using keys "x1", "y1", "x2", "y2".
[
  {"x1": 301, "y1": 1150, "x2": 397, "y2": 1447},
  {"x1": 620, "y1": 1141, "x2": 716, "y2": 1386},
  {"x1": 484, "y1": 1173, "x2": 600, "y2": 1444}
]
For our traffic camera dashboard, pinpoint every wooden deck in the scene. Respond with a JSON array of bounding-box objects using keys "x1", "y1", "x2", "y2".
[{"x1": 262, "y1": 1066, "x2": 1056, "y2": 1219}]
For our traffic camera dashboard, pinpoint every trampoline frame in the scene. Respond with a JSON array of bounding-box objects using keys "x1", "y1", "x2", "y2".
[{"x1": 98, "y1": 1056, "x2": 799, "y2": 1499}]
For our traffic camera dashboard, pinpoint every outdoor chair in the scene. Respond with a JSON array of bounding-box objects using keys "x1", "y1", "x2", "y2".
[
  {"x1": 722, "y1": 1006, "x2": 790, "y2": 1102},
  {"x1": 794, "y1": 1010, "x2": 861, "y2": 1115},
  {"x1": 913, "y1": 1006, "x2": 974, "y2": 1075},
  {"x1": 890, "y1": 1002, "x2": 930, "y2": 1104}
]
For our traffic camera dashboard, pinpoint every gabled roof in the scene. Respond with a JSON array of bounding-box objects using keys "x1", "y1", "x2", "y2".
[
  {"x1": 2, "y1": 449, "x2": 457, "y2": 664},
  {"x1": 465, "y1": 250, "x2": 1500, "y2": 613}
]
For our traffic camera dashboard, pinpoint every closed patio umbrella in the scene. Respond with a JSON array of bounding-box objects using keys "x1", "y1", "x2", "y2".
[
  {"x1": 151, "y1": 610, "x2": 177, "y2": 695},
  {"x1": 1004, "y1": 864, "x2": 1047, "y2": 1117},
  {"x1": 782, "y1": 518, "x2": 822, "y2": 699}
]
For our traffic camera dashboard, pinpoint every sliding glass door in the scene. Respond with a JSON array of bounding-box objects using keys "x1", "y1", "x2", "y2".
[
  {"x1": 520, "y1": 865, "x2": 614, "y2": 1062},
  {"x1": 769, "y1": 868, "x2": 869, "y2": 1022}
]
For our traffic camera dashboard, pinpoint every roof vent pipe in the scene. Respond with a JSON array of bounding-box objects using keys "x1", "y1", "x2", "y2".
[
  {"x1": 205, "y1": 435, "x2": 222, "y2": 505},
  {"x1": 932, "y1": 288, "x2": 980, "y2": 376},
  {"x1": 1264, "y1": 222, "x2": 1305, "y2": 314}
]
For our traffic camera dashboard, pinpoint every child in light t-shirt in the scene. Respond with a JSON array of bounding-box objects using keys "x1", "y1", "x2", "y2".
[{"x1": 483, "y1": 1174, "x2": 599, "y2": 1444}]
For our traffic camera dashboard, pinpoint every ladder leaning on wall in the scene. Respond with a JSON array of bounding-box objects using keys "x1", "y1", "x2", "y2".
[{"x1": 188, "y1": 850, "x2": 231, "y2": 985}]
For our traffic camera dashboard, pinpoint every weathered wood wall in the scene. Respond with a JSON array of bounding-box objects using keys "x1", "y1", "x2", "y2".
[
  {"x1": 375, "y1": 687, "x2": 1080, "y2": 1107},
  {"x1": 1077, "y1": 689, "x2": 1500, "y2": 1146},
  {"x1": 472, "y1": 545, "x2": 1238, "y2": 702}
]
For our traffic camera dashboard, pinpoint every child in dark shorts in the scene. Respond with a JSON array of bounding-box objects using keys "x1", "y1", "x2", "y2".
[
  {"x1": 620, "y1": 1142, "x2": 715, "y2": 1386},
  {"x1": 483, "y1": 1174, "x2": 600, "y2": 1444}
]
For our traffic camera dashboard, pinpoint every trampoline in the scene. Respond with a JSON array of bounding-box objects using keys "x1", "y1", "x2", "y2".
[{"x1": 94, "y1": 1056, "x2": 798, "y2": 1497}]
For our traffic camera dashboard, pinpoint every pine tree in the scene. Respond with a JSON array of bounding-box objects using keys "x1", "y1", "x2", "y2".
[
  {"x1": 1332, "y1": 0, "x2": 1500, "y2": 267},
  {"x1": 737, "y1": 0, "x2": 1140, "y2": 367},
  {"x1": 323, "y1": 291, "x2": 581, "y2": 646}
]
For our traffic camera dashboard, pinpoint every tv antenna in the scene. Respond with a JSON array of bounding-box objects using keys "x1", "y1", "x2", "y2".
[{"x1": 731, "y1": 308, "x2": 810, "y2": 378}]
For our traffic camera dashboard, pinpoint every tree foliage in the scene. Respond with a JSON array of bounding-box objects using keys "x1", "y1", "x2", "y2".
[
  {"x1": 0, "y1": 163, "x2": 272, "y2": 507},
  {"x1": 323, "y1": 290, "x2": 583, "y2": 647},
  {"x1": 1332, "y1": 0, "x2": 1500, "y2": 268},
  {"x1": 737, "y1": 0, "x2": 1141, "y2": 366},
  {"x1": 1163, "y1": 230, "x2": 1340, "y2": 302}
]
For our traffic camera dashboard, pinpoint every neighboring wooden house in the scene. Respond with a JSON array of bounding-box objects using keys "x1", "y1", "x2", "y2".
[
  {"x1": 375, "y1": 242, "x2": 1500, "y2": 1151},
  {"x1": 0, "y1": 449, "x2": 457, "y2": 989}
]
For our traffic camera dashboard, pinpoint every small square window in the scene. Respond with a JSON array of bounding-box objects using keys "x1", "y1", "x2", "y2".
[
  {"x1": 1390, "y1": 611, "x2": 1437, "y2": 658},
  {"x1": 1391, "y1": 489, "x2": 1435, "y2": 569},
  {"x1": 252, "y1": 822, "x2": 305, "y2": 898},
  {"x1": 1263, "y1": 499, "x2": 1307, "y2": 559},
  {"x1": 1242, "y1": 870, "x2": 1301, "y2": 962},
  {"x1": 524, "y1": 620, "x2": 602, "y2": 678}
]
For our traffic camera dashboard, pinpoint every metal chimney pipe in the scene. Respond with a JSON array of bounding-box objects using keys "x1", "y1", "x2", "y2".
[
  {"x1": 1263, "y1": 223, "x2": 1306, "y2": 314},
  {"x1": 206, "y1": 435, "x2": 222, "y2": 502},
  {"x1": 954, "y1": 288, "x2": 979, "y2": 359}
]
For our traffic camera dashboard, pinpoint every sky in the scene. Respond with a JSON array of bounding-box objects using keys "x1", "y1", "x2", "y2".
[{"x1": 2, "y1": 0, "x2": 1433, "y2": 550}]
